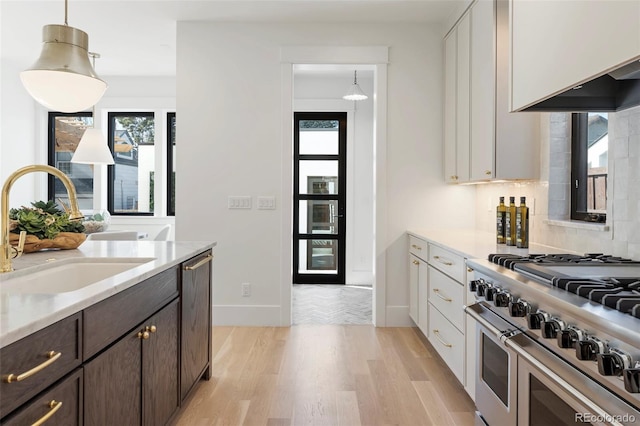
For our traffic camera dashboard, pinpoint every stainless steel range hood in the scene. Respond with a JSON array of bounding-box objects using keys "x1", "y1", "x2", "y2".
[{"x1": 519, "y1": 60, "x2": 640, "y2": 112}]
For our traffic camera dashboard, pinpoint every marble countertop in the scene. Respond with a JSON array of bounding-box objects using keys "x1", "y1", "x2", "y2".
[
  {"x1": 407, "y1": 229, "x2": 574, "y2": 260},
  {"x1": 0, "y1": 240, "x2": 216, "y2": 348}
]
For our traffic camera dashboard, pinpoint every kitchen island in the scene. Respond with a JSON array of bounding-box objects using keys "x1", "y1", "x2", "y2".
[{"x1": 0, "y1": 240, "x2": 215, "y2": 425}]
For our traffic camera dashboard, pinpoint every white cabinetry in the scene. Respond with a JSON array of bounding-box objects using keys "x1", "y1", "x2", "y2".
[
  {"x1": 444, "y1": 12, "x2": 470, "y2": 183},
  {"x1": 408, "y1": 236, "x2": 429, "y2": 335},
  {"x1": 444, "y1": 0, "x2": 539, "y2": 183},
  {"x1": 510, "y1": 0, "x2": 640, "y2": 112},
  {"x1": 426, "y1": 244, "x2": 467, "y2": 384}
]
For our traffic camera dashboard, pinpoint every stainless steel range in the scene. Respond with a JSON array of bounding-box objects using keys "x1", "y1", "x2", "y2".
[{"x1": 465, "y1": 253, "x2": 640, "y2": 426}]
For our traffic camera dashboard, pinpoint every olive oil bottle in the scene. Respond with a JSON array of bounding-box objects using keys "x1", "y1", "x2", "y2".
[
  {"x1": 496, "y1": 197, "x2": 507, "y2": 244},
  {"x1": 516, "y1": 197, "x2": 529, "y2": 248},
  {"x1": 505, "y1": 196, "x2": 517, "y2": 246}
]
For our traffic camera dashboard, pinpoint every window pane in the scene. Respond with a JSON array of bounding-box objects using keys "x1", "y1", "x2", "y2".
[
  {"x1": 299, "y1": 120, "x2": 339, "y2": 154},
  {"x1": 298, "y1": 240, "x2": 338, "y2": 273},
  {"x1": 51, "y1": 113, "x2": 94, "y2": 210},
  {"x1": 299, "y1": 161, "x2": 339, "y2": 194},
  {"x1": 109, "y1": 113, "x2": 155, "y2": 214},
  {"x1": 587, "y1": 113, "x2": 607, "y2": 213},
  {"x1": 299, "y1": 200, "x2": 339, "y2": 234}
]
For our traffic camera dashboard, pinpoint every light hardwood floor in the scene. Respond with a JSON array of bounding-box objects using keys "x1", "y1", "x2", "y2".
[{"x1": 173, "y1": 326, "x2": 476, "y2": 426}]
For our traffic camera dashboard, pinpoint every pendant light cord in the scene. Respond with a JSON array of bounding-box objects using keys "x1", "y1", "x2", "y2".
[
  {"x1": 353, "y1": 70, "x2": 358, "y2": 84},
  {"x1": 64, "y1": 0, "x2": 68, "y2": 25}
]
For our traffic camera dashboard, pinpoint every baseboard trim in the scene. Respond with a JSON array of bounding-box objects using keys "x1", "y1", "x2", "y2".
[
  {"x1": 385, "y1": 305, "x2": 414, "y2": 327},
  {"x1": 213, "y1": 305, "x2": 282, "y2": 326}
]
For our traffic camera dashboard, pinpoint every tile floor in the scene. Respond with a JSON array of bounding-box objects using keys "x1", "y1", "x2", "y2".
[{"x1": 292, "y1": 284, "x2": 372, "y2": 325}]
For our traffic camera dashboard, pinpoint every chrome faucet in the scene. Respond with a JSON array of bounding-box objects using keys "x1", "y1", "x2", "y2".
[{"x1": 1, "y1": 165, "x2": 83, "y2": 273}]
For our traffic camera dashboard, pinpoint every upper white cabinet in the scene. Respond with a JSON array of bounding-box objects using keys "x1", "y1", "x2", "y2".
[
  {"x1": 444, "y1": 0, "x2": 539, "y2": 183},
  {"x1": 510, "y1": 0, "x2": 640, "y2": 112},
  {"x1": 444, "y1": 12, "x2": 471, "y2": 183}
]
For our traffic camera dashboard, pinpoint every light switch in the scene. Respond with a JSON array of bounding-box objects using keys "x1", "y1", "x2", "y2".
[
  {"x1": 228, "y1": 196, "x2": 252, "y2": 209},
  {"x1": 257, "y1": 196, "x2": 276, "y2": 210}
]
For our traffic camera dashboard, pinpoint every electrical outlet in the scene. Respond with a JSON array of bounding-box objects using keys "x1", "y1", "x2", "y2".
[{"x1": 241, "y1": 282, "x2": 251, "y2": 297}]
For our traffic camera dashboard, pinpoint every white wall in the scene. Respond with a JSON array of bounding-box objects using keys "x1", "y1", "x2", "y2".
[{"x1": 176, "y1": 21, "x2": 475, "y2": 326}]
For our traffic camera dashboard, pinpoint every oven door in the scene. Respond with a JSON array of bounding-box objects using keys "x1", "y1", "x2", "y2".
[
  {"x1": 510, "y1": 332, "x2": 639, "y2": 426},
  {"x1": 469, "y1": 303, "x2": 518, "y2": 426}
]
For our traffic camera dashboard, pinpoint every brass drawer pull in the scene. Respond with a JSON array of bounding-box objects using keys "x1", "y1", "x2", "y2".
[
  {"x1": 138, "y1": 331, "x2": 150, "y2": 340},
  {"x1": 32, "y1": 400, "x2": 62, "y2": 426},
  {"x1": 3, "y1": 351, "x2": 61, "y2": 383},
  {"x1": 146, "y1": 325, "x2": 157, "y2": 333},
  {"x1": 467, "y1": 267, "x2": 473, "y2": 272},
  {"x1": 184, "y1": 254, "x2": 213, "y2": 271},
  {"x1": 433, "y1": 288, "x2": 452, "y2": 302},
  {"x1": 433, "y1": 255, "x2": 453, "y2": 266},
  {"x1": 433, "y1": 330, "x2": 453, "y2": 348},
  {"x1": 412, "y1": 260, "x2": 419, "y2": 265},
  {"x1": 411, "y1": 244, "x2": 422, "y2": 250}
]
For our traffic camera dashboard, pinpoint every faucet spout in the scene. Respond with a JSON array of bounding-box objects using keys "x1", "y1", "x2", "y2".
[{"x1": 1, "y1": 165, "x2": 83, "y2": 273}]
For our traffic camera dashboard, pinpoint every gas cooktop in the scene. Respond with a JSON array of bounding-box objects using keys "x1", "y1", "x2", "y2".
[{"x1": 487, "y1": 253, "x2": 640, "y2": 319}]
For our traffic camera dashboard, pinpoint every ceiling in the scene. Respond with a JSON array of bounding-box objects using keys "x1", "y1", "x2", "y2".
[{"x1": 0, "y1": 0, "x2": 462, "y2": 77}]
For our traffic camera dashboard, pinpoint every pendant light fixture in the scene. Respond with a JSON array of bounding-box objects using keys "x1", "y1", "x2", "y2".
[
  {"x1": 20, "y1": 0, "x2": 107, "y2": 113},
  {"x1": 342, "y1": 70, "x2": 368, "y2": 101},
  {"x1": 71, "y1": 53, "x2": 114, "y2": 165}
]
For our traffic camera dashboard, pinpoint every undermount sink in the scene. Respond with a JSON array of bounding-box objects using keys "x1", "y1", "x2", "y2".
[{"x1": 0, "y1": 258, "x2": 155, "y2": 294}]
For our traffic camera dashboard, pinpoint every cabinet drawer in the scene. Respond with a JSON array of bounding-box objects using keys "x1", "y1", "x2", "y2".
[
  {"x1": 428, "y1": 244, "x2": 465, "y2": 283},
  {"x1": 83, "y1": 266, "x2": 179, "y2": 360},
  {"x1": 408, "y1": 236, "x2": 427, "y2": 260},
  {"x1": 0, "y1": 313, "x2": 81, "y2": 418},
  {"x1": 428, "y1": 267, "x2": 465, "y2": 331},
  {"x1": 2, "y1": 369, "x2": 82, "y2": 426},
  {"x1": 428, "y1": 306, "x2": 464, "y2": 384}
]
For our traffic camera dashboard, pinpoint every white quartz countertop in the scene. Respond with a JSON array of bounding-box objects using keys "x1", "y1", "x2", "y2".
[
  {"x1": 407, "y1": 229, "x2": 574, "y2": 260},
  {"x1": 0, "y1": 240, "x2": 216, "y2": 348}
]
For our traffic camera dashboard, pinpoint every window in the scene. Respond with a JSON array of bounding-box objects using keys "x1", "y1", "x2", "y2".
[
  {"x1": 108, "y1": 112, "x2": 155, "y2": 215},
  {"x1": 167, "y1": 112, "x2": 176, "y2": 216},
  {"x1": 571, "y1": 112, "x2": 608, "y2": 222},
  {"x1": 48, "y1": 112, "x2": 95, "y2": 210}
]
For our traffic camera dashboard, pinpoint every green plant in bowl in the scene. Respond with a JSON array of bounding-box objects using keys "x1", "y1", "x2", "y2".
[{"x1": 9, "y1": 200, "x2": 85, "y2": 239}]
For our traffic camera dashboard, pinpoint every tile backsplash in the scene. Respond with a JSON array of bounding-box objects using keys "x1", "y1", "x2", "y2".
[{"x1": 475, "y1": 106, "x2": 640, "y2": 258}]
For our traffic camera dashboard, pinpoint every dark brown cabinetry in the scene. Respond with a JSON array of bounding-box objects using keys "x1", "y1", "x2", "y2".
[
  {"x1": 180, "y1": 250, "x2": 213, "y2": 401},
  {"x1": 0, "y1": 313, "x2": 81, "y2": 419},
  {"x1": 0, "y1": 248, "x2": 213, "y2": 425},
  {"x1": 2, "y1": 369, "x2": 83, "y2": 426},
  {"x1": 84, "y1": 299, "x2": 179, "y2": 426}
]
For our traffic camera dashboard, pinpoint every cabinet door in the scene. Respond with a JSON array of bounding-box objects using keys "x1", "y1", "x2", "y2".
[
  {"x1": 455, "y1": 12, "x2": 471, "y2": 182},
  {"x1": 443, "y1": 29, "x2": 458, "y2": 183},
  {"x1": 510, "y1": 0, "x2": 640, "y2": 111},
  {"x1": 470, "y1": 0, "x2": 496, "y2": 181},
  {"x1": 181, "y1": 251, "x2": 213, "y2": 401},
  {"x1": 2, "y1": 369, "x2": 82, "y2": 426},
  {"x1": 143, "y1": 300, "x2": 179, "y2": 426},
  {"x1": 84, "y1": 333, "x2": 142, "y2": 426},
  {"x1": 409, "y1": 255, "x2": 420, "y2": 323},
  {"x1": 417, "y1": 261, "x2": 429, "y2": 336}
]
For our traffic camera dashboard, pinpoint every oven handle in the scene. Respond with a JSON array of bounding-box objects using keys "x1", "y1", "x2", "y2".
[{"x1": 465, "y1": 304, "x2": 624, "y2": 426}]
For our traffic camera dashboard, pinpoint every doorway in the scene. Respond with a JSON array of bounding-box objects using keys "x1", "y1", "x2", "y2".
[{"x1": 293, "y1": 111, "x2": 347, "y2": 284}]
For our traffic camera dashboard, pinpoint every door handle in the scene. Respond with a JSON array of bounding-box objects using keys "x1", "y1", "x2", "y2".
[{"x1": 332, "y1": 214, "x2": 344, "y2": 218}]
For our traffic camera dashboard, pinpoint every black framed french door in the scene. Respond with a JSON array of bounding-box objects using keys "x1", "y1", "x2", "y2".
[{"x1": 293, "y1": 112, "x2": 347, "y2": 284}]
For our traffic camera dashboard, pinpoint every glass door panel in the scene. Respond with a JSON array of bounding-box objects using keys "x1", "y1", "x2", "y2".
[
  {"x1": 298, "y1": 120, "x2": 340, "y2": 154},
  {"x1": 293, "y1": 112, "x2": 346, "y2": 284},
  {"x1": 298, "y1": 240, "x2": 339, "y2": 273},
  {"x1": 298, "y1": 200, "x2": 339, "y2": 234}
]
